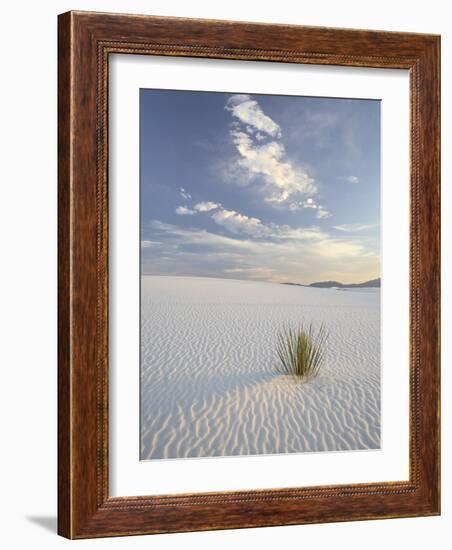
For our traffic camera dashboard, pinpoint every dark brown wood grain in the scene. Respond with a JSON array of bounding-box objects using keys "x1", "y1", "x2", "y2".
[
  {"x1": 57, "y1": 10, "x2": 72, "y2": 539},
  {"x1": 58, "y1": 10, "x2": 440, "y2": 539}
]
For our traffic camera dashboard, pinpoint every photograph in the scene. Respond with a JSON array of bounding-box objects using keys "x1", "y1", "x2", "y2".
[{"x1": 140, "y1": 89, "x2": 381, "y2": 460}]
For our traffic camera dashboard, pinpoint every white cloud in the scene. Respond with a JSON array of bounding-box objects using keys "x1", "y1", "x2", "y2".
[
  {"x1": 288, "y1": 198, "x2": 331, "y2": 219},
  {"x1": 179, "y1": 187, "x2": 191, "y2": 200},
  {"x1": 152, "y1": 220, "x2": 254, "y2": 250},
  {"x1": 175, "y1": 205, "x2": 195, "y2": 215},
  {"x1": 210, "y1": 206, "x2": 331, "y2": 243},
  {"x1": 153, "y1": 218, "x2": 363, "y2": 258},
  {"x1": 333, "y1": 223, "x2": 377, "y2": 232},
  {"x1": 150, "y1": 217, "x2": 378, "y2": 283},
  {"x1": 344, "y1": 175, "x2": 360, "y2": 184},
  {"x1": 193, "y1": 201, "x2": 221, "y2": 212},
  {"x1": 316, "y1": 208, "x2": 332, "y2": 219},
  {"x1": 211, "y1": 208, "x2": 270, "y2": 237},
  {"x1": 230, "y1": 129, "x2": 316, "y2": 204},
  {"x1": 290, "y1": 198, "x2": 319, "y2": 211},
  {"x1": 225, "y1": 94, "x2": 281, "y2": 137},
  {"x1": 141, "y1": 240, "x2": 161, "y2": 248},
  {"x1": 176, "y1": 202, "x2": 221, "y2": 215},
  {"x1": 224, "y1": 95, "x2": 321, "y2": 209},
  {"x1": 303, "y1": 198, "x2": 317, "y2": 208}
]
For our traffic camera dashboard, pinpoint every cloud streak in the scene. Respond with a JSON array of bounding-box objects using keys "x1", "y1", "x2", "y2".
[
  {"x1": 145, "y1": 215, "x2": 378, "y2": 284},
  {"x1": 289, "y1": 198, "x2": 331, "y2": 219},
  {"x1": 339, "y1": 175, "x2": 360, "y2": 184},
  {"x1": 193, "y1": 201, "x2": 221, "y2": 212},
  {"x1": 333, "y1": 223, "x2": 377, "y2": 232},
  {"x1": 141, "y1": 239, "x2": 161, "y2": 248},
  {"x1": 175, "y1": 206, "x2": 195, "y2": 215}
]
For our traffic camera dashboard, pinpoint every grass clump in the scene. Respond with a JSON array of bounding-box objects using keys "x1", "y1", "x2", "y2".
[{"x1": 276, "y1": 323, "x2": 328, "y2": 380}]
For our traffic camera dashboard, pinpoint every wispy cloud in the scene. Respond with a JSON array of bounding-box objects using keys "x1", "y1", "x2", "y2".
[
  {"x1": 211, "y1": 208, "x2": 270, "y2": 237},
  {"x1": 173, "y1": 200, "x2": 339, "y2": 248},
  {"x1": 151, "y1": 218, "x2": 367, "y2": 259},
  {"x1": 333, "y1": 223, "x2": 377, "y2": 232},
  {"x1": 151, "y1": 220, "x2": 254, "y2": 250},
  {"x1": 146, "y1": 215, "x2": 378, "y2": 284},
  {"x1": 210, "y1": 207, "x2": 333, "y2": 244},
  {"x1": 175, "y1": 206, "x2": 195, "y2": 215},
  {"x1": 288, "y1": 197, "x2": 331, "y2": 219},
  {"x1": 316, "y1": 208, "x2": 332, "y2": 219},
  {"x1": 177, "y1": 202, "x2": 221, "y2": 215},
  {"x1": 299, "y1": 198, "x2": 317, "y2": 209},
  {"x1": 141, "y1": 239, "x2": 161, "y2": 248},
  {"x1": 340, "y1": 175, "x2": 360, "y2": 184},
  {"x1": 193, "y1": 201, "x2": 221, "y2": 212},
  {"x1": 179, "y1": 187, "x2": 192, "y2": 200}
]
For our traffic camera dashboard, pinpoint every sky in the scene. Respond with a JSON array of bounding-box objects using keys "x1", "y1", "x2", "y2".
[{"x1": 140, "y1": 89, "x2": 380, "y2": 284}]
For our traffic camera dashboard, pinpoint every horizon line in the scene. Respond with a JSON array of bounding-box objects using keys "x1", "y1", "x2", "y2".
[{"x1": 140, "y1": 273, "x2": 381, "y2": 286}]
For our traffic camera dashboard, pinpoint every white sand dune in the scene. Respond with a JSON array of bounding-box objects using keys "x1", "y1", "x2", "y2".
[{"x1": 140, "y1": 276, "x2": 380, "y2": 460}]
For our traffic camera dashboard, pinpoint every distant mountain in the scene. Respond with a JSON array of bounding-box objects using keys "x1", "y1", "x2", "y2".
[{"x1": 282, "y1": 278, "x2": 381, "y2": 289}]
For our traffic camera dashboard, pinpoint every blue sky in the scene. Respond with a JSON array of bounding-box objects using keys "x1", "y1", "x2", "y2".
[{"x1": 140, "y1": 89, "x2": 380, "y2": 284}]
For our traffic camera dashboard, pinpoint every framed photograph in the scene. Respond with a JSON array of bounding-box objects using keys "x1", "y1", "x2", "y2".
[{"x1": 58, "y1": 11, "x2": 440, "y2": 538}]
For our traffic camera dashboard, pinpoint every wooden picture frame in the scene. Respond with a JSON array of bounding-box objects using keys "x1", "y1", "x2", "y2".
[{"x1": 58, "y1": 10, "x2": 440, "y2": 539}]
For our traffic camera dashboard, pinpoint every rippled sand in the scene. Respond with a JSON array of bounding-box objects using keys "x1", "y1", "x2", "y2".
[{"x1": 140, "y1": 276, "x2": 380, "y2": 459}]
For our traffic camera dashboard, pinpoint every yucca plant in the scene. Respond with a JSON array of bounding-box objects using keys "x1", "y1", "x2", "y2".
[{"x1": 276, "y1": 323, "x2": 328, "y2": 380}]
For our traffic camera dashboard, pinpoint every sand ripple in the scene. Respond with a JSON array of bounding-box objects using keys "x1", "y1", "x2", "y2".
[{"x1": 141, "y1": 276, "x2": 380, "y2": 459}]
